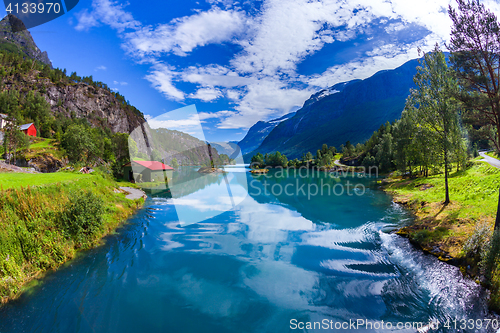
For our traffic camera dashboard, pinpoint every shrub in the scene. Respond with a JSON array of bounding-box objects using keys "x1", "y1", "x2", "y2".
[
  {"x1": 463, "y1": 222, "x2": 492, "y2": 259},
  {"x1": 60, "y1": 190, "x2": 104, "y2": 246},
  {"x1": 482, "y1": 228, "x2": 500, "y2": 284}
]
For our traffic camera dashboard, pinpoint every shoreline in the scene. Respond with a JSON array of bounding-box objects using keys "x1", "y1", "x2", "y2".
[
  {"x1": 0, "y1": 178, "x2": 147, "y2": 306},
  {"x1": 379, "y1": 169, "x2": 498, "y2": 311}
]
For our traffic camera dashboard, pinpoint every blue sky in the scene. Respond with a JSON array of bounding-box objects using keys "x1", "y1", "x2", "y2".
[{"x1": 2, "y1": 0, "x2": 500, "y2": 142}]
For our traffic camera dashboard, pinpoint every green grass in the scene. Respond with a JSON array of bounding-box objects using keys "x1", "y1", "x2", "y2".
[
  {"x1": 386, "y1": 160, "x2": 500, "y2": 311},
  {"x1": 388, "y1": 161, "x2": 500, "y2": 222},
  {"x1": 24, "y1": 138, "x2": 65, "y2": 160},
  {"x1": 0, "y1": 171, "x2": 144, "y2": 303},
  {"x1": 29, "y1": 138, "x2": 54, "y2": 150},
  {"x1": 0, "y1": 172, "x2": 89, "y2": 189},
  {"x1": 485, "y1": 151, "x2": 500, "y2": 160}
]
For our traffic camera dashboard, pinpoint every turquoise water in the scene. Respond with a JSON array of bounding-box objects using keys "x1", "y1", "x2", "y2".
[{"x1": 0, "y1": 168, "x2": 493, "y2": 332}]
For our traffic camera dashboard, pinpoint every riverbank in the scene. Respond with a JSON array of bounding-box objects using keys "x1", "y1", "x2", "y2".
[
  {"x1": 382, "y1": 160, "x2": 500, "y2": 311},
  {"x1": 0, "y1": 171, "x2": 145, "y2": 304}
]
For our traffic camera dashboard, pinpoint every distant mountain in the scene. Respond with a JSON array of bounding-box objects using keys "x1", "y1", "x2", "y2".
[
  {"x1": 130, "y1": 125, "x2": 222, "y2": 166},
  {"x1": 238, "y1": 112, "x2": 296, "y2": 154},
  {"x1": 0, "y1": 14, "x2": 51, "y2": 67},
  {"x1": 246, "y1": 58, "x2": 419, "y2": 159}
]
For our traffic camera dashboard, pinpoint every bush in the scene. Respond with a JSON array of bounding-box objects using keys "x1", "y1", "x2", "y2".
[
  {"x1": 482, "y1": 228, "x2": 500, "y2": 284},
  {"x1": 60, "y1": 190, "x2": 104, "y2": 246},
  {"x1": 463, "y1": 222, "x2": 492, "y2": 259}
]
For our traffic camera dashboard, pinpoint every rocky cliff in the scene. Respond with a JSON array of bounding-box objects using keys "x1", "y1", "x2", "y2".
[
  {"x1": 0, "y1": 14, "x2": 145, "y2": 134},
  {"x1": 0, "y1": 14, "x2": 51, "y2": 67}
]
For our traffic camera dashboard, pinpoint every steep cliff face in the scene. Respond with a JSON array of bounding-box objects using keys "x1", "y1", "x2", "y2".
[
  {"x1": 0, "y1": 15, "x2": 51, "y2": 67},
  {"x1": 1, "y1": 69, "x2": 145, "y2": 134},
  {"x1": 44, "y1": 82, "x2": 144, "y2": 134}
]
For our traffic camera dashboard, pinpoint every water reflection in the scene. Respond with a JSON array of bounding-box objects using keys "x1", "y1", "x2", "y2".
[{"x1": 0, "y1": 168, "x2": 494, "y2": 333}]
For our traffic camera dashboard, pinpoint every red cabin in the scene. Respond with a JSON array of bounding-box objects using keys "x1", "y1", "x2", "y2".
[{"x1": 19, "y1": 123, "x2": 37, "y2": 137}]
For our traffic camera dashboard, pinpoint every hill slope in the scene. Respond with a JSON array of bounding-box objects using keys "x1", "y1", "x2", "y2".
[
  {"x1": 0, "y1": 15, "x2": 145, "y2": 135},
  {"x1": 248, "y1": 59, "x2": 419, "y2": 159}
]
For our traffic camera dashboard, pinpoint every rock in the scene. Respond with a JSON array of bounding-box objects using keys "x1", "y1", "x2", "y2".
[{"x1": 0, "y1": 15, "x2": 52, "y2": 67}]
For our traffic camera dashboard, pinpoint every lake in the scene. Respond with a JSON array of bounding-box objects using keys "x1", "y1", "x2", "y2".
[{"x1": 0, "y1": 166, "x2": 493, "y2": 332}]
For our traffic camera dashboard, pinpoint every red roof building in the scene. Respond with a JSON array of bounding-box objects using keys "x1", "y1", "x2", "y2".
[
  {"x1": 20, "y1": 123, "x2": 36, "y2": 137},
  {"x1": 123, "y1": 160, "x2": 174, "y2": 182},
  {"x1": 132, "y1": 160, "x2": 174, "y2": 171}
]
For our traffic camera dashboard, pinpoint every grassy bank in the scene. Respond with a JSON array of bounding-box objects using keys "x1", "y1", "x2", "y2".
[
  {"x1": 0, "y1": 171, "x2": 144, "y2": 304},
  {"x1": 383, "y1": 160, "x2": 500, "y2": 310}
]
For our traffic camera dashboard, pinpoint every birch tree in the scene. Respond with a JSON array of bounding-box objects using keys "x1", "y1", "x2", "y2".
[{"x1": 405, "y1": 46, "x2": 461, "y2": 204}]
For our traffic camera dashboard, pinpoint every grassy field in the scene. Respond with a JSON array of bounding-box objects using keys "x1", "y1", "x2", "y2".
[
  {"x1": 0, "y1": 170, "x2": 144, "y2": 304},
  {"x1": 384, "y1": 160, "x2": 500, "y2": 310},
  {"x1": 24, "y1": 138, "x2": 65, "y2": 160},
  {"x1": 0, "y1": 171, "x2": 89, "y2": 189},
  {"x1": 386, "y1": 161, "x2": 500, "y2": 228}
]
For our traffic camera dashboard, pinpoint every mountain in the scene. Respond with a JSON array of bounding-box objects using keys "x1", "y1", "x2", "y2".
[
  {"x1": 0, "y1": 15, "x2": 51, "y2": 67},
  {"x1": 0, "y1": 14, "x2": 145, "y2": 134},
  {"x1": 130, "y1": 124, "x2": 223, "y2": 166},
  {"x1": 238, "y1": 112, "x2": 296, "y2": 154},
  {"x1": 247, "y1": 58, "x2": 419, "y2": 159}
]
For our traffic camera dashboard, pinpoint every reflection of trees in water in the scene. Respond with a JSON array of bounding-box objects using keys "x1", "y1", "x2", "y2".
[{"x1": 146, "y1": 168, "x2": 225, "y2": 199}]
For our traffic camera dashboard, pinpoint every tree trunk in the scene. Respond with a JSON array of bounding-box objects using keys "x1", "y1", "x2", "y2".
[
  {"x1": 495, "y1": 188, "x2": 500, "y2": 231},
  {"x1": 444, "y1": 150, "x2": 450, "y2": 205}
]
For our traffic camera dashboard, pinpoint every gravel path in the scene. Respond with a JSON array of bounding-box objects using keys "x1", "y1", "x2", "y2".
[
  {"x1": 0, "y1": 161, "x2": 38, "y2": 173},
  {"x1": 119, "y1": 187, "x2": 147, "y2": 200},
  {"x1": 479, "y1": 152, "x2": 500, "y2": 169}
]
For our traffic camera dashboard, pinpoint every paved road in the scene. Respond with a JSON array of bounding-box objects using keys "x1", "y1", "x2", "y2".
[
  {"x1": 479, "y1": 152, "x2": 500, "y2": 168},
  {"x1": 120, "y1": 187, "x2": 147, "y2": 200},
  {"x1": 333, "y1": 159, "x2": 348, "y2": 167}
]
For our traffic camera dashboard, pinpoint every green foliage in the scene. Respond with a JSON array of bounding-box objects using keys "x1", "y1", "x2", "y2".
[
  {"x1": 448, "y1": 0, "x2": 500, "y2": 153},
  {"x1": 251, "y1": 144, "x2": 338, "y2": 169},
  {"x1": 171, "y1": 157, "x2": 179, "y2": 169},
  {"x1": 0, "y1": 173, "x2": 142, "y2": 299},
  {"x1": 482, "y1": 229, "x2": 500, "y2": 288},
  {"x1": 404, "y1": 46, "x2": 463, "y2": 203},
  {"x1": 388, "y1": 162, "x2": 500, "y2": 221},
  {"x1": 151, "y1": 149, "x2": 162, "y2": 162},
  {"x1": 60, "y1": 191, "x2": 104, "y2": 246},
  {"x1": 463, "y1": 222, "x2": 492, "y2": 259},
  {"x1": 61, "y1": 124, "x2": 95, "y2": 163},
  {"x1": 251, "y1": 152, "x2": 264, "y2": 168},
  {"x1": 264, "y1": 151, "x2": 288, "y2": 167}
]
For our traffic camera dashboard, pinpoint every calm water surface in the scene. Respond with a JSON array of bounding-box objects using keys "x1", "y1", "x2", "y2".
[{"x1": 0, "y1": 167, "x2": 493, "y2": 332}]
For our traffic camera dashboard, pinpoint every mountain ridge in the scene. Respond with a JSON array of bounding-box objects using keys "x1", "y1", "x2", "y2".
[
  {"x1": 245, "y1": 58, "x2": 419, "y2": 159},
  {"x1": 0, "y1": 14, "x2": 52, "y2": 67},
  {"x1": 237, "y1": 111, "x2": 296, "y2": 154}
]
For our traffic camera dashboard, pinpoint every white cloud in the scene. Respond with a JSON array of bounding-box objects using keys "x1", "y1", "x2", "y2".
[
  {"x1": 189, "y1": 87, "x2": 223, "y2": 102},
  {"x1": 95, "y1": 65, "x2": 107, "y2": 71},
  {"x1": 198, "y1": 110, "x2": 233, "y2": 120},
  {"x1": 125, "y1": 9, "x2": 246, "y2": 57},
  {"x1": 113, "y1": 81, "x2": 128, "y2": 86},
  {"x1": 182, "y1": 65, "x2": 253, "y2": 88},
  {"x1": 145, "y1": 64, "x2": 185, "y2": 100},
  {"x1": 218, "y1": 78, "x2": 313, "y2": 129},
  {"x1": 75, "y1": 0, "x2": 140, "y2": 32},
  {"x1": 147, "y1": 113, "x2": 201, "y2": 131},
  {"x1": 76, "y1": 0, "x2": 500, "y2": 130}
]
